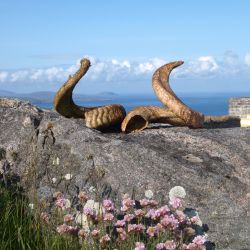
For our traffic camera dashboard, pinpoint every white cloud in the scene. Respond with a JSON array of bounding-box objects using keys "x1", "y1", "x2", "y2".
[
  {"x1": 245, "y1": 53, "x2": 250, "y2": 66},
  {"x1": 0, "y1": 71, "x2": 8, "y2": 82},
  {"x1": 0, "y1": 52, "x2": 249, "y2": 86}
]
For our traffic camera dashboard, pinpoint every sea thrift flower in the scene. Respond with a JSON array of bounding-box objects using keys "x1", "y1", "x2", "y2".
[
  {"x1": 55, "y1": 197, "x2": 66, "y2": 209},
  {"x1": 64, "y1": 214, "x2": 74, "y2": 223},
  {"x1": 53, "y1": 191, "x2": 63, "y2": 199},
  {"x1": 117, "y1": 228, "x2": 127, "y2": 241},
  {"x1": 40, "y1": 212, "x2": 49, "y2": 223},
  {"x1": 146, "y1": 226, "x2": 156, "y2": 237},
  {"x1": 145, "y1": 189, "x2": 154, "y2": 199},
  {"x1": 158, "y1": 205, "x2": 170, "y2": 216},
  {"x1": 135, "y1": 209, "x2": 146, "y2": 218},
  {"x1": 164, "y1": 240, "x2": 176, "y2": 250},
  {"x1": 103, "y1": 199, "x2": 114, "y2": 211},
  {"x1": 103, "y1": 213, "x2": 114, "y2": 221},
  {"x1": 169, "y1": 197, "x2": 182, "y2": 209},
  {"x1": 190, "y1": 215, "x2": 203, "y2": 226},
  {"x1": 149, "y1": 200, "x2": 158, "y2": 206},
  {"x1": 156, "y1": 243, "x2": 166, "y2": 250},
  {"x1": 155, "y1": 223, "x2": 165, "y2": 234},
  {"x1": 169, "y1": 186, "x2": 186, "y2": 200},
  {"x1": 99, "y1": 234, "x2": 111, "y2": 245},
  {"x1": 57, "y1": 224, "x2": 77, "y2": 235},
  {"x1": 57, "y1": 224, "x2": 69, "y2": 234},
  {"x1": 122, "y1": 196, "x2": 135, "y2": 208},
  {"x1": 192, "y1": 235, "x2": 207, "y2": 245},
  {"x1": 78, "y1": 229, "x2": 87, "y2": 238},
  {"x1": 135, "y1": 242, "x2": 147, "y2": 250},
  {"x1": 140, "y1": 198, "x2": 150, "y2": 207},
  {"x1": 115, "y1": 220, "x2": 126, "y2": 227},
  {"x1": 91, "y1": 229, "x2": 100, "y2": 238},
  {"x1": 124, "y1": 213, "x2": 135, "y2": 222},
  {"x1": 160, "y1": 214, "x2": 179, "y2": 229},
  {"x1": 128, "y1": 224, "x2": 145, "y2": 233},
  {"x1": 146, "y1": 209, "x2": 161, "y2": 220},
  {"x1": 83, "y1": 207, "x2": 94, "y2": 217},
  {"x1": 176, "y1": 210, "x2": 187, "y2": 223},
  {"x1": 78, "y1": 191, "x2": 88, "y2": 203}
]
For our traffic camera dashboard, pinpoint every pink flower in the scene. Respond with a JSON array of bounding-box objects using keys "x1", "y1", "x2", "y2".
[
  {"x1": 128, "y1": 224, "x2": 145, "y2": 233},
  {"x1": 57, "y1": 224, "x2": 68, "y2": 234},
  {"x1": 115, "y1": 220, "x2": 126, "y2": 227},
  {"x1": 135, "y1": 242, "x2": 147, "y2": 250},
  {"x1": 103, "y1": 213, "x2": 114, "y2": 221},
  {"x1": 117, "y1": 228, "x2": 127, "y2": 241},
  {"x1": 190, "y1": 216, "x2": 199, "y2": 223},
  {"x1": 122, "y1": 197, "x2": 135, "y2": 208},
  {"x1": 176, "y1": 210, "x2": 187, "y2": 223},
  {"x1": 78, "y1": 191, "x2": 88, "y2": 203},
  {"x1": 169, "y1": 198, "x2": 182, "y2": 209},
  {"x1": 156, "y1": 243, "x2": 166, "y2": 250},
  {"x1": 139, "y1": 198, "x2": 150, "y2": 207},
  {"x1": 40, "y1": 212, "x2": 49, "y2": 223},
  {"x1": 155, "y1": 223, "x2": 165, "y2": 234},
  {"x1": 55, "y1": 197, "x2": 66, "y2": 208},
  {"x1": 160, "y1": 214, "x2": 179, "y2": 229},
  {"x1": 99, "y1": 234, "x2": 111, "y2": 245},
  {"x1": 124, "y1": 214, "x2": 135, "y2": 222},
  {"x1": 158, "y1": 205, "x2": 170, "y2": 216},
  {"x1": 64, "y1": 214, "x2": 74, "y2": 223},
  {"x1": 146, "y1": 226, "x2": 156, "y2": 237},
  {"x1": 53, "y1": 191, "x2": 63, "y2": 199},
  {"x1": 192, "y1": 235, "x2": 207, "y2": 245},
  {"x1": 146, "y1": 209, "x2": 161, "y2": 220},
  {"x1": 78, "y1": 229, "x2": 87, "y2": 238},
  {"x1": 91, "y1": 229, "x2": 100, "y2": 237},
  {"x1": 164, "y1": 240, "x2": 176, "y2": 250},
  {"x1": 103, "y1": 199, "x2": 114, "y2": 211},
  {"x1": 56, "y1": 224, "x2": 78, "y2": 235},
  {"x1": 83, "y1": 207, "x2": 94, "y2": 216},
  {"x1": 148, "y1": 199, "x2": 158, "y2": 206},
  {"x1": 135, "y1": 209, "x2": 146, "y2": 218}
]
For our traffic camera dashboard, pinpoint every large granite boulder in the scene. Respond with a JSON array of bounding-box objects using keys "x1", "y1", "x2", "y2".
[{"x1": 0, "y1": 98, "x2": 249, "y2": 249}]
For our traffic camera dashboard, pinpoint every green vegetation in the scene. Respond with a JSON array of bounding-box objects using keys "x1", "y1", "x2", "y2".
[{"x1": 0, "y1": 183, "x2": 80, "y2": 250}]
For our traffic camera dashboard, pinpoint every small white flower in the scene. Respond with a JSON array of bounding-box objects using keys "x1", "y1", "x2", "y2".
[
  {"x1": 169, "y1": 186, "x2": 186, "y2": 200},
  {"x1": 52, "y1": 177, "x2": 57, "y2": 183},
  {"x1": 28, "y1": 203, "x2": 34, "y2": 209},
  {"x1": 84, "y1": 200, "x2": 104, "y2": 215},
  {"x1": 56, "y1": 157, "x2": 60, "y2": 165},
  {"x1": 145, "y1": 189, "x2": 154, "y2": 199},
  {"x1": 64, "y1": 199, "x2": 71, "y2": 209},
  {"x1": 75, "y1": 212, "x2": 90, "y2": 232},
  {"x1": 89, "y1": 186, "x2": 96, "y2": 193},
  {"x1": 64, "y1": 173, "x2": 73, "y2": 180}
]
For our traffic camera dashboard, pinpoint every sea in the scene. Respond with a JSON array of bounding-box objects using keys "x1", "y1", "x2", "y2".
[{"x1": 32, "y1": 92, "x2": 250, "y2": 116}]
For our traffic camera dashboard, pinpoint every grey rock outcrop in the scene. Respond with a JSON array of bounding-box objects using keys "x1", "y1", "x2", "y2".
[{"x1": 0, "y1": 98, "x2": 249, "y2": 249}]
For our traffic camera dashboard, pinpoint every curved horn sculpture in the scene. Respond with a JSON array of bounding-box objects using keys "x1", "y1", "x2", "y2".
[
  {"x1": 121, "y1": 106, "x2": 185, "y2": 132},
  {"x1": 54, "y1": 58, "x2": 126, "y2": 129},
  {"x1": 152, "y1": 61, "x2": 204, "y2": 128},
  {"x1": 121, "y1": 61, "x2": 204, "y2": 132}
]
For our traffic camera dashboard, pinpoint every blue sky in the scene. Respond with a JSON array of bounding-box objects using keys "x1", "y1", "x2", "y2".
[{"x1": 0, "y1": 0, "x2": 250, "y2": 94}]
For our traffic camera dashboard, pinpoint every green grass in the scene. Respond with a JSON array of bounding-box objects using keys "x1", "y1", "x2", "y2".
[{"x1": 0, "y1": 183, "x2": 80, "y2": 250}]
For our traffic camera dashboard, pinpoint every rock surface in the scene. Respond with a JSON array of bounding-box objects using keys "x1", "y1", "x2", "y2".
[{"x1": 0, "y1": 98, "x2": 249, "y2": 249}]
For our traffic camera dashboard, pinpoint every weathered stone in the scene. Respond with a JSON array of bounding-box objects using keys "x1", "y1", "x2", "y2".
[{"x1": 0, "y1": 98, "x2": 250, "y2": 249}]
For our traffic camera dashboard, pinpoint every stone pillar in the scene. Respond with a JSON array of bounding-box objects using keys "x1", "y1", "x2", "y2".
[{"x1": 229, "y1": 97, "x2": 250, "y2": 117}]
